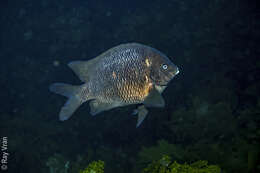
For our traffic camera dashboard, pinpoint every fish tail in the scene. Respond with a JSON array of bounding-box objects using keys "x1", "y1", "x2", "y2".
[{"x1": 49, "y1": 83, "x2": 87, "y2": 121}]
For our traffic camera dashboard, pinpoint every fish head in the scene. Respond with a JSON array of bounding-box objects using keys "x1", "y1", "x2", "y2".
[{"x1": 148, "y1": 51, "x2": 179, "y2": 87}]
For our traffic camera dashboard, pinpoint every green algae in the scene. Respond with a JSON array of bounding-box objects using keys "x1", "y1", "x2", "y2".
[
  {"x1": 79, "y1": 160, "x2": 104, "y2": 173},
  {"x1": 142, "y1": 155, "x2": 221, "y2": 173},
  {"x1": 138, "y1": 140, "x2": 186, "y2": 165}
]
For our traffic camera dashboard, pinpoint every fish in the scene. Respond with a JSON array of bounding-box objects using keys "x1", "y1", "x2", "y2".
[{"x1": 49, "y1": 43, "x2": 179, "y2": 127}]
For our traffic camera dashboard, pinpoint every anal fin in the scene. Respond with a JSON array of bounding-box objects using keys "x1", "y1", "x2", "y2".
[{"x1": 89, "y1": 100, "x2": 118, "y2": 116}]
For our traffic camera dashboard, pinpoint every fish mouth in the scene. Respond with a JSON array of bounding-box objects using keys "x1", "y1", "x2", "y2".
[{"x1": 175, "y1": 67, "x2": 180, "y2": 75}]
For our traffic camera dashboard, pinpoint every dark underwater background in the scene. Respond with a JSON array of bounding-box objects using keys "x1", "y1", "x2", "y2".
[{"x1": 0, "y1": 0, "x2": 259, "y2": 172}]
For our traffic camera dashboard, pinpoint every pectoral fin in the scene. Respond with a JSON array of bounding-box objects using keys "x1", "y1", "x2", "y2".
[
  {"x1": 134, "y1": 105, "x2": 148, "y2": 128},
  {"x1": 143, "y1": 88, "x2": 165, "y2": 107}
]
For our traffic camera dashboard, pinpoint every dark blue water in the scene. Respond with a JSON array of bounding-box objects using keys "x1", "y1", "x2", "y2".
[{"x1": 0, "y1": 0, "x2": 259, "y2": 172}]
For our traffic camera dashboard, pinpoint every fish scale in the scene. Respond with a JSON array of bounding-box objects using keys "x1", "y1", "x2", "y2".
[{"x1": 49, "y1": 43, "x2": 179, "y2": 127}]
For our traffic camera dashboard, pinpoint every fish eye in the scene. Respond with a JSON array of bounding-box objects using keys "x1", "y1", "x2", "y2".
[{"x1": 162, "y1": 64, "x2": 168, "y2": 70}]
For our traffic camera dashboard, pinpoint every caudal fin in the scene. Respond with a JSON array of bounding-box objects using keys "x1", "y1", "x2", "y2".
[{"x1": 49, "y1": 83, "x2": 85, "y2": 121}]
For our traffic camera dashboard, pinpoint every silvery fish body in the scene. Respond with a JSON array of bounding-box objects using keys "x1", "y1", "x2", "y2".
[{"x1": 50, "y1": 43, "x2": 179, "y2": 127}]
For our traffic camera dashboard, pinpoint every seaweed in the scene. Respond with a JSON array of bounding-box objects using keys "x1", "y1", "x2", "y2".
[
  {"x1": 142, "y1": 155, "x2": 221, "y2": 173},
  {"x1": 79, "y1": 160, "x2": 105, "y2": 173}
]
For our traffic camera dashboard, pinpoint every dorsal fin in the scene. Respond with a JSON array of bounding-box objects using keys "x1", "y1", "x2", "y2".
[
  {"x1": 68, "y1": 61, "x2": 91, "y2": 82},
  {"x1": 68, "y1": 55, "x2": 104, "y2": 82}
]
